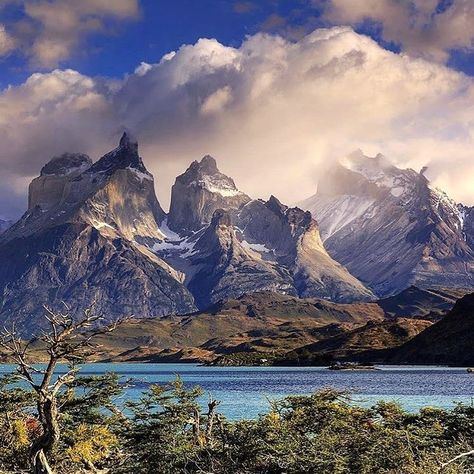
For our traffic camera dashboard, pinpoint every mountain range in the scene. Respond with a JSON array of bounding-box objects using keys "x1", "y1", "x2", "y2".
[
  {"x1": 1, "y1": 133, "x2": 474, "y2": 361},
  {"x1": 300, "y1": 150, "x2": 474, "y2": 297}
]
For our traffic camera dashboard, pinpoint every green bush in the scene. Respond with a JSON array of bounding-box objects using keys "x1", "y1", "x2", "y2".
[{"x1": 1, "y1": 375, "x2": 473, "y2": 473}]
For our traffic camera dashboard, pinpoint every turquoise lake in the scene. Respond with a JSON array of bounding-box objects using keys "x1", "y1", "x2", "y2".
[{"x1": 1, "y1": 364, "x2": 473, "y2": 419}]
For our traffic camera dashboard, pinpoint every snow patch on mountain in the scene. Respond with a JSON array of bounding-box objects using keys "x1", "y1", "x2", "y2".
[
  {"x1": 341, "y1": 151, "x2": 417, "y2": 199},
  {"x1": 241, "y1": 240, "x2": 271, "y2": 253},
  {"x1": 126, "y1": 166, "x2": 153, "y2": 182},
  {"x1": 302, "y1": 194, "x2": 375, "y2": 241},
  {"x1": 429, "y1": 184, "x2": 465, "y2": 230},
  {"x1": 153, "y1": 219, "x2": 197, "y2": 257},
  {"x1": 153, "y1": 238, "x2": 196, "y2": 256},
  {"x1": 190, "y1": 176, "x2": 243, "y2": 197}
]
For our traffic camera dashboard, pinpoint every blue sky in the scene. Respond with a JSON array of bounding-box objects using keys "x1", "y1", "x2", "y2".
[{"x1": 1, "y1": 0, "x2": 474, "y2": 90}]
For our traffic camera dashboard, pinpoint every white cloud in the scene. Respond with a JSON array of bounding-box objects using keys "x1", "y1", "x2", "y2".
[
  {"x1": 323, "y1": 0, "x2": 474, "y2": 63},
  {"x1": 200, "y1": 86, "x2": 233, "y2": 115},
  {"x1": 0, "y1": 24, "x2": 15, "y2": 55},
  {"x1": 1, "y1": 26, "x2": 474, "y2": 219}
]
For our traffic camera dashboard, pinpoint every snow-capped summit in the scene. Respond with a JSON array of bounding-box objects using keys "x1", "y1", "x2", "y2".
[
  {"x1": 181, "y1": 154, "x2": 244, "y2": 197},
  {"x1": 167, "y1": 155, "x2": 251, "y2": 233},
  {"x1": 340, "y1": 150, "x2": 420, "y2": 199},
  {"x1": 300, "y1": 151, "x2": 474, "y2": 296}
]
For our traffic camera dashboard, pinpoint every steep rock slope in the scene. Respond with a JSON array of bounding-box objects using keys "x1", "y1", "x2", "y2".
[
  {"x1": 0, "y1": 134, "x2": 195, "y2": 334},
  {"x1": 237, "y1": 196, "x2": 375, "y2": 303},
  {"x1": 186, "y1": 210, "x2": 294, "y2": 308},
  {"x1": 300, "y1": 151, "x2": 474, "y2": 296},
  {"x1": 391, "y1": 292, "x2": 474, "y2": 365}
]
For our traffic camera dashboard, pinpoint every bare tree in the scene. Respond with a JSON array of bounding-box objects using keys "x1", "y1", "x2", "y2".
[{"x1": 0, "y1": 304, "x2": 124, "y2": 474}]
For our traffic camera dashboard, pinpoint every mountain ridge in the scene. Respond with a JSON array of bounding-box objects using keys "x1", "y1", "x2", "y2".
[
  {"x1": 1, "y1": 137, "x2": 472, "y2": 342},
  {"x1": 300, "y1": 151, "x2": 474, "y2": 297},
  {"x1": 0, "y1": 133, "x2": 196, "y2": 334}
]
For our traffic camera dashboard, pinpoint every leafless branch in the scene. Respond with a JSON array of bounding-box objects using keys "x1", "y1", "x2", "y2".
[{"x1": 439, "y1": 449, "x2": 474, "y2": 471}]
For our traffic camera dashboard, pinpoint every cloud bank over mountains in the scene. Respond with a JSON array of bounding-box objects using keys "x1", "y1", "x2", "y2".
[{"x1": 1, "y1": 26, "x2": 474, "y2": 218}]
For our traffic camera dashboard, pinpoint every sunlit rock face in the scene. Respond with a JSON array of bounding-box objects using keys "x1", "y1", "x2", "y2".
[
  {"x1": 28, "y1": 153, "x2": 92, "y2": 212},
  {"x1": 167, "y1": 155, "x2": 251, "y2": 234},
  {"x1": 185, "y1": 208, "x2": 296, "y2": 308},
  {"x1": 14, "y1": 132, "x2": 166, "y2": 243},
  {"x1": 300, "y1": 151, "x2": 474, "y2": 297},
  {"x1": 236, "y1": 196, "x2": 375, "y2": 303},
  {"x1": 156, "y1": 159, "x2": 374, "y2": 308},
  {"x1": 0, "y1": 133, "x2": 196, "y2": 334}
]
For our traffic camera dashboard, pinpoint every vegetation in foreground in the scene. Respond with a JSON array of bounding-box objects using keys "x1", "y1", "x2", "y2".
[
  {"x1": 2, "y1": 376, "x2": 474, "y2": 474},
  {"x1": 1, "y1": 307, "x2": 474, "y2": 473}
]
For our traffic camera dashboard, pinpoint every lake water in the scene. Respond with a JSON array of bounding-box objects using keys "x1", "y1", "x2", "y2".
[{"x1": 1, "y1": 363, "x2": 473, "y2": 419}]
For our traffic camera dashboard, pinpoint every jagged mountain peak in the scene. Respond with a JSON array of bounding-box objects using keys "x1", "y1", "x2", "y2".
[
  {"x1": 262, "y1": 196, "x2": 313, "y2": 234},
  {"x1": 178, "y1": 154, "x2": 238, "y2": 190},
  {"x1": 168, "y1": 155, "x2": 250, "y2": 233},
  {"x1": 4, "y1": 131, "x2": 165, "y2": 243},
  {"x1": 340, "y1": 151, "x2": 418, "y2": 191},
  {"x1": 266, "y1": 195, "x2": 288, "y2": 215},
  {"x1": 192, "y1": 154, "x2": 219, "y2": 174},
  {"x1": 210, "y1": 208, "x2": 233, "y2": 228},
  {"x1": 119, "y1": 130, "x2": 138, "y2": 150},
  {"x1": 344, "y1": 150, "x2": 393, "y2": 173},
  {"x1": 86, "y1": 131, "x2": 149, "y2": 177},
  {"x1": 238, "y1": 197, "x2": 316, "y2": 256}
]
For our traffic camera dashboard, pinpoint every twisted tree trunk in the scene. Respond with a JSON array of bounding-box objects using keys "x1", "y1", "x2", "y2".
[{"x1": 30, "y1": 395, "x2": 60, "y2": 474}]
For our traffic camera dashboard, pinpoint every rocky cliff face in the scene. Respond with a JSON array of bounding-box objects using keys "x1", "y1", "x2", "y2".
[
  {"x1": 8, "y1": 132, "x2": 166, "y2": 244},
  {"x1": 186, "y1": 209, "x2": 295, "y2": 308},
  {"x1": 0, "y1": 133, "x2": 196, "y2": 334},
  {"x1": 300, "y1": 151, "x2": 474, "y2": 296},
  {"x1": 28, "y1": 153, "x2": 92, "y2": 211},
  {"x1": 167, "y1": 155, "x2": 250, "y2": 233},
  {"x1": 237, "y1": 196, "x2": 375, "y2": 302},
  {"x1": 155, "y1": 186, "x2": 374, "y2": 307}
]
